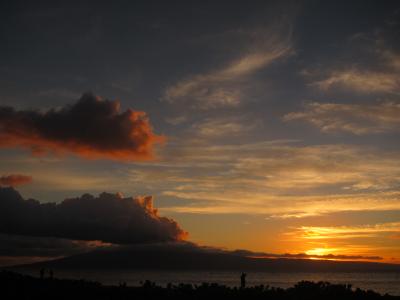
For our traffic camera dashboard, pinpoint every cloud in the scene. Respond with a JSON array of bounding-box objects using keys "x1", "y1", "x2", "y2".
[
  {"x1": 379, "y1": 49, "x2": 400, "y2": 71},
  {"x1": 111, "y1": 139, "x2": 400, "y2": 217},
  {"x1": 0, "y1": 187, "x2": 187, "y2": 244},
  {"x1": 158, "y1": 142, "x2": 400, "y2": 216},
  {"x1": 290, "y1": 222, "x2": 400, "y2": 240},
  {"x1": 282, "y1": 222, "x2": 400, "y2": 262},
  {"x1": 310, "y1": 69, "x2": 399, "y2": 94},
  {"x1": 284, "y1": 101, "x2": 400, "y2": 135},
  {"x1": 162, "y1": 191, "x2": 400, "y2": 216},
  {"x1": 231, "y1": 249, "x2": 383, "y2": 261},
  {"x1": 307, "y1": 32, "x2": 400, "y2": 94},
  {"x1": 0, "y1": 234, "x2": 109, "y2": 257},
  {"x1": 190, "y1": 116, "x2": 261, "y2": 138},
  {"x1": 163, "y1": 29, "x2": 292, "y2": 109},
  {"x1": 0, "y1": 93, "x2": 165, "y2": 161},
  {"x1": 165, "y1": 115, "x2": 188, "y2": 126},
  {"x1": 0, "y1": 232, "x2": 114, "y2": 267},
  {"x1": 0, "y1": 174, "x2": 32, "y2": 187}
]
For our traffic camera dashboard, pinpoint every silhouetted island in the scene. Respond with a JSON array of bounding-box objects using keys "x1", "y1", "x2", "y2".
[
  {"x1": 14, "y1": 244, "x2": 400, "y2": 273},
  {"x1": 1, "y1": 270, "x2": 399, "y2": 300}
]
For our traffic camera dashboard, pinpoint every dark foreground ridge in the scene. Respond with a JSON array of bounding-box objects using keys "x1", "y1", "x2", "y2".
[{"x1": 1, "y1": 270, "x2": 399, "y2": 300}]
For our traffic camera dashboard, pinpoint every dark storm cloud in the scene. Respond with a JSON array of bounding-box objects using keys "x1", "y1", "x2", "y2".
[
  {"x1": 0, "y1": 174, "x2": 32, "y2": 187},
  {"x1": 0, "y1": 187, "x2": 187, "y2": 244},
  {"x1": 0, "y1": 93, "x2": 164, "y2": 161}
]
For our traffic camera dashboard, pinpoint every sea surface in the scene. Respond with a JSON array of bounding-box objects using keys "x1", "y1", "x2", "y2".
[{"x1": 14, "y1": 269, "x2": 400, "y2": 296}]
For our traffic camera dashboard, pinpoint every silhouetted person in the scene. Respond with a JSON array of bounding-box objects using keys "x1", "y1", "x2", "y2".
[
  {"x1": 40, "y1": 268, "x2": 45, "y2": 280},
  {"x1": 240, "y1": 272, "x2": 246, "y2": 288},
  {"x1": 49, "y1": 269, "x2": 54, "y2": 279}
]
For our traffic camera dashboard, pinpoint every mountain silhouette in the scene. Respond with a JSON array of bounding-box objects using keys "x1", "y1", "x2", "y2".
[{"x1": 13, "y1": 243, "x2": 400, "y2": 273}]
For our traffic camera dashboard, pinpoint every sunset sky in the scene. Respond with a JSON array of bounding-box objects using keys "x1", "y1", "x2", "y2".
[{"x1": 0, "y1": 0, "x2": 399, "y2": 266}]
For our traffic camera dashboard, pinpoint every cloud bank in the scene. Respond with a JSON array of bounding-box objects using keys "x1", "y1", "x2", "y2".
[
  {"x1": 0, "y1": 187, "x2": 187, "y2": 244},
  {"x1": 231, "y1": 249, "x2": 383, "y2": 261},
  {"x1": 0, "y1": 174, "x2": 32, "y2": 187},
  {"x1": 0, "y1": 93, "x2": 164, "y2": 161}
]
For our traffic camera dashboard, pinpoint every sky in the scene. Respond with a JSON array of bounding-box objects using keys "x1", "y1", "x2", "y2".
[{"x1": 0, "y1": 0, "x2": 399, "y2": 265}]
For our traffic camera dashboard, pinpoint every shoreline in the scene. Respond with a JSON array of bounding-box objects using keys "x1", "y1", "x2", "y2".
[{"x1": 1, "y1": 270, "x2": 399, "y2": 299}]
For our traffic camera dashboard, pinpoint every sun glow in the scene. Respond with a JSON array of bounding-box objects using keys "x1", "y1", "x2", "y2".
[{"x1": 305, "y1": 247, "x2": 339, "y2": 257}]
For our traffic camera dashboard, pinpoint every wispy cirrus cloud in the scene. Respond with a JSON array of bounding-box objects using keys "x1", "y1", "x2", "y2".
[
  {"x1": 162, "y1": 28, "x2": 293, "y2": 109},
  {"x1": 307, "y1": 30, "x2": 400, "y2": 95},
  {"x1": 146, "y1": 142, "x2": 400, "y2": 217},
  {"x1": 190, "y1": 116, "x2": 262, "y2": 138},
  {"x1": 310, "y1": 69, "x2": 399, "y2": 94},
  {"x1": 291, "y1": 222, "x2": 400, "y2": 240},
  {"x1": 284, "y1": 101, "x2": 400, "y2": 135},
  {"x1": 162, "y1": 191, "x2": 400, "y2": 217}
]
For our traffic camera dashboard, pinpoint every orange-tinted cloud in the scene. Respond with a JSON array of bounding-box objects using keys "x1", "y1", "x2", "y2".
[
  {"x1": 0, "y1": 174, "x2": 32, "y2": 187},
  {"x1": 0, "y1": 93, "x2": 165, "y2": 161}
]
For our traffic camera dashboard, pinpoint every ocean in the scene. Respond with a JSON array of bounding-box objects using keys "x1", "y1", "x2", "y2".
[{"x1": 15, "y1": 270, "x2": 400, "y2": 296}]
